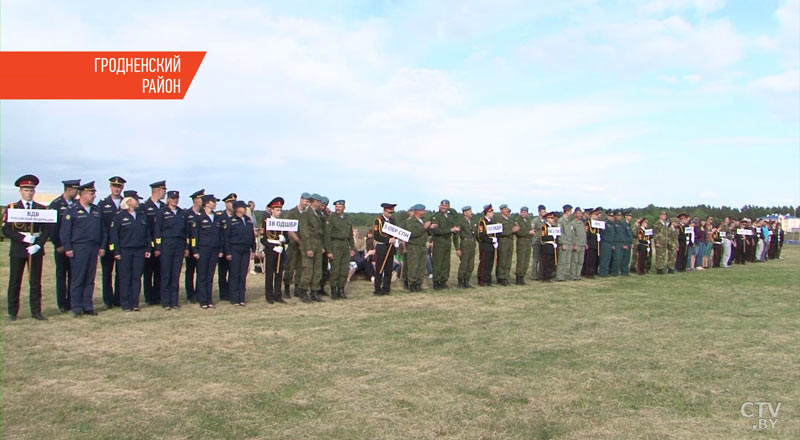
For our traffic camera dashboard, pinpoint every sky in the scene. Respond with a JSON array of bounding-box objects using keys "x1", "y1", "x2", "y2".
[{"x1": 1, "y1": 0, "x2": 798, "y2": 211}]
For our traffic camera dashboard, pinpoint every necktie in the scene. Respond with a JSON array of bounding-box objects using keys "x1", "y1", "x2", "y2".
[{"x1": 26, "y1": 202, "x2": 31, "y2": 209}]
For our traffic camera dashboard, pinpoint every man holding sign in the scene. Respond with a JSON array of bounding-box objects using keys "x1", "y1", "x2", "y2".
[
  {"x1": 372, "y1": 203, "x2": 397, "y2": 295},
  {"x1": 3, "y1": 175, "x2": 51, "y2": 321}
]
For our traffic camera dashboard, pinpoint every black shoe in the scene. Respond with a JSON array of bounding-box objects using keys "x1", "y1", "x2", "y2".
[
  {"x1": 73, "y1": 311, "x2": 82, "y2": 318},
  {"x1": 339, "y1": 288, "x2": 348, "y2": 299},
  {"x1": 275, "y1": 298, "x2": 287, "y2": 304},
  {"x1": 85, "y1": 310, "x2": 98, "y2": 316},
  {"x1": 440, "y1": 283, "x2": 449, "y2": 289},
  {"x1": 299, "y1": 289, "x2": 312, "y2": 303},
  {"x1": 283, "y1": 284, "x2": 292, "y2": 299},
  {"x1": 104, "y1": 303, "x2": 113, "y2": 310},
  {"x1": 310, "y1": 291, "x2": 324, "y2": 302},
  {"x1": 403, "y1": 281, "x2": 409, "y2": 290},
  {"x1": 266, "y1": 298, "x2": 274, "y2": 304},
  {"x1": 319, "y1": 287, "x2": 329, "y2": 296},
  {"x1": 32, "y1": 313, "x2": 47, "y2": 321},
  {"x1": 7, "y1": 315, "x2": 17, "y2": 321},
  {"x1": 331, "y1": 287, "x2": 340, "y2": 300}
]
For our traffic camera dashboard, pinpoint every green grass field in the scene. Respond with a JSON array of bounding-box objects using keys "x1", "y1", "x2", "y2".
[{"x1": 1, "y1": 242, "x2": 798, "y2": 439}]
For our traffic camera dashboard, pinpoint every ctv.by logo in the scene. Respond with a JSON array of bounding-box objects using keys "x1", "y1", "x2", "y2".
[{"x1": 741, "y1": 401, "x2": 781, "y2": 430}]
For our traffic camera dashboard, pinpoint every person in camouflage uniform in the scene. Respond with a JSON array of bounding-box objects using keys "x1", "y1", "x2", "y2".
[
  {"x1": 556, "y1": 204, "x2": 573, "y2": 281},
  {"x1": 494, "y1": 204, "x2": 519, "y2": 286},
  {"x1": 513, "y1": 206, "x2": 535, "y2": 285},
  {"x1": 619, "y1": 211, "x2": 633, "y2": 276},
  {"x1": 404, "y1": 204, "x2": 431, "y2": 292},
  {"x1": 652, "y1": 211, "x2": 670, "y2": 274},
  {"x1": 430, "y1": 200, "x2": 460, "y2": 290},
  {"x1": 298, "y1": 194, "x2": 324, "y2": 303},
  {"x1": 283, "y1": 192, "x2": 310, "y2": 299},
  {"x1": 455, "y1": 206, "x2": 476, "y2": 288},
  {"x1": 318, "y1": 196, "x2": 331, "y2": 295},
  {"x1": 570, "y1": 207, "x2": 586, "y2": 280},
  {"x1": 667, "y1": 217, "x2": 679, "y2": 274},
  {"x1": 530, "y1": 205, "x2": 546, "y2": 280},
  {"x1": 324, "y1": 200, "x2": 354, "y2": 299}
]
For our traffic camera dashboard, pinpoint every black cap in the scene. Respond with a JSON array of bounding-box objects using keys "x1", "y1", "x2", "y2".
[
  {"x1": 233, "y1": 200, "x2": 247, "y2": 209},
  {"x1": 149, "y1": 180, "x2": 166, "y2": 189},
  {"x1": 574, "y1": 207, "x2": 582, "y2": 212},
  {"x1": 190, "y1": 189, "x2": 205, "y2": 199},
  {"x1": 109, "y1": 176, "x2": 126, "y2": 186},
  {"x1": 167, "y1": 190, "x2": 180, "y2": 199},
  {"x1": 123, "y1": 190, "x2": 142, "y2": 200},
  {"x1": 223, "y1": 193, "x2": 237, "y2": 202},
  {"x1": 268, "y1": 197, "x2": 284, "y2": 208},
  {"x1": 15, "y1": 174, "x2": 40, "y2": 188},
  {"x1": 624, "y1": 211, "x2": 632, "y2": 216},
  {"x1": 333, "y1": 200, "x2": 345, "y2": 206},
  {"x1": 537, "y1": 204, "x2": 546, "y2": 211},
  {"x1": 62, "y1": 179, "x2": 81, "y2": 189},
  {"x1": 78, "y1": 181, "x2": 96, "y2": 192},
  {"x1": 381, "y1": 203, "x2": 396, "y2": 211},
  {"x1": 202, "y1": 194, "x2": 220, "y2": 204},
  {"x1": 563, "y1": 204, "x2": 573, "y2": 211}
]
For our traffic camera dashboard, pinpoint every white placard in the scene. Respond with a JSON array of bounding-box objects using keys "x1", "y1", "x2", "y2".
[
  {"x1": 6, "y1": 208, "x2": 57, "y2": 223},
  {"x1": 684, "y1": 226, "x2": 694, "y2": 234},
  {"x1": 381, "y1": 221, "x2": 411, "y2": 242},
  {"x1": 548, "y1": 227, "x2": 561, "y2": 236},
  {"x1": 719, "y1": 231, "x2": 727, "y2": 238},
  {"x1": 266, "y1": 218, "x2": 298, "y2": 232},
  {"x1": 737, "y1": 228, "x2": 753, "y2": 236},
  {"x1": 644, "y1": 228, "x2": 653, "y2": 236},
  {"x1": 486, "y1": 223, "x2": 503, "y2": 235},
  {"x1": 591, "y1": 220, "x2": 605, "y2": 229}
]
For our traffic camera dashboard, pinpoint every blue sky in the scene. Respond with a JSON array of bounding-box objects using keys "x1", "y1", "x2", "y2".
[{"x1": 2, "y1": 0, "x2": 798, "y2": 211}]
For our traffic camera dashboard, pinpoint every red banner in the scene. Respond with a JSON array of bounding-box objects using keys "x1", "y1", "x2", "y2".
[{"x1": 0, "y1": 51, "x2": 206, "y2": 99}]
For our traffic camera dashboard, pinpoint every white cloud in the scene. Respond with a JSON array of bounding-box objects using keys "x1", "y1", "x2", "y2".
[
  {"x1": 750, "y1": 70, "x2": 800, "y2": 93},
  {"x1": 637, "y1": 0, "x2": 727, "y2": 15}
]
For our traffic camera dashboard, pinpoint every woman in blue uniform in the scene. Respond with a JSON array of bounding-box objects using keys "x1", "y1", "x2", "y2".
[
  {"x1": 154, "y1": 190, "x2": 187, "y2": 310},
  {"x1": 109, "y1": 190, "x2": 151, "y2": 311},
  {"x1": 224, "y1": 200, "x2": 255, "y2": 306},
  {"x1": 190, "y1": 194, "x2": 224, "y2": 309}
]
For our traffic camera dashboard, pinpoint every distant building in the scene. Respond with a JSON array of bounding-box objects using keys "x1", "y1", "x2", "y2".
[{"x1": 759, "y1": 214, "x2": 800, "y2": 232}]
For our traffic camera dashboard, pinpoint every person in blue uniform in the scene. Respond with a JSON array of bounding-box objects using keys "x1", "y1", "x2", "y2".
[
  {"x1": 48, "y1": 178, "x2": 80, "y2": 313},
  {"x1": 154, "y1": 190, "x2": 187, "y2": 310},
  {"x1": 260, "y1": 197, "x2": 288, "y2": 304},
  {"x1": 3, "y1": 175, "x2": 50, "y2": 321},
  {"x1": 190, "y1": 194, "x2": 224, "y2": 309},
  {"x1": 61, "y1": 181, "x2": 106, "y2": 317},
  {"x1": 372, "y1": 203, "x2": 397, "y2": 295},
  {"x1": 217, "y1": 193, "x2": 237, "y2": 302},
  {"x1": 99, "y1": 176, "x2": 125, "y2": 309},
  {"x1": 109, "y1": 190, "x2": 151, "y2": 312},
  {"x1": 184, "y1": 189, "x2": 205, "y2": 304},
  {"x1": 141, "y1": 181, "x2": 166, "y2": 305},
  {"x1": 224, "y1": 200, "x2": 255, "y2": 306}
]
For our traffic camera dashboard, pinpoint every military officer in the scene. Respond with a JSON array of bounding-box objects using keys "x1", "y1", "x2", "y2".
[
  {"x1": 635, "y1": 217, "x2": 651, "y2": 275},
  {"x1": 217, "y1": 193, "x2": 237, "y2": 301},
  {"x1": 48, "y1": 178, "x2": 80, "y2": 312},
  {"x1": 619, "y1": 211, "x2": 633, "y2": 276},
  {"x1": 141, "y1": 181, "x2": 166, "y2": 305},
  {"x1": 570, "y1": 207, "x2": 586, "y2": 281},
  {"x1": 190, "y1": 195, "x2": 224, "y2": 309},
  {"x1": 325, "y1": 200, "x2": 355, "y2": 299},
  {"x1": 539, "y1": 212, "x2": 558, "y2": 281},
  {"x1": 404, "y1": 204, "x2": 431, "y2": 292},
  {"x1": 584, "y1": 207, "x2": 601, "y2": 278},
  {"x1": 675, "y1": 213, "x2": 689, "y2": 272},
  {"x1": 667, "y1": 217, "x2": 679, "y2": 273},
  {"x1": 530, "y1": 205, "x2": 546, "y2": 280},
  {"x1": 652, "y1": 211, "x2": 670, "y2": 274},
  {"x1": 260, "y1": 197, "x2": 288, "y2": 304},
  {"x1": 99, "y1": 176, "x2": 125, "y2": 309},
  {"x1": 372, "y1": 203, "x2": 397, "y2": 295},
  {"x1": 298, "y1": 194, "x2": 325, "y2": 302},
  {"x1": 283, "y1": 192, "x2": 310, "y2": 299},
  {"x1": 598, "y1": 210, "x2": 616, "y2": 277},
  {"x1": 494, "y1": 204, "x2": 519, "y2": 286},
  {"x1": 318, "y1": 196, "x2": 331, "y2": 295},
  {"x1": 109, "y1": 190, "x2": 151, "y2": 311},
  {"x1": 183, "y1": 189, "x2": 205, "y2": 304},
  {"x1": 430, "y1": 199, "x2": 459, "y2": 289},
  {"x1": 61, "y1": 181, "x2": 106, "y2": 317},
  {"x1": 476, "y1": 205, "x2": 496, "y2": 286},
  {"x1": 154, "y1": 190, "x2": 187, "y2": 310},
  {"x1": 556, "y1": 204, "x2": 573, "y2": 282},
  {"x1": 3, "y1": 175, "x2": 50, "y2": 321},
  {"x1": 455, "y1": 206, "x2": 477, "y2": 288},
  {"x1": 513, "y1": 207, "x2": 535, "y2": 285},
  {"x1": 224, "y1": 200, "x2": 256, "y2": 306}
]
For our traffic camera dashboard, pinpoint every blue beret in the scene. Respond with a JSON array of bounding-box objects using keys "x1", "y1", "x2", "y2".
[
  {"x1": 462, "y1": 205, "x2": 471, "y2": 212},
  {"x1": 333, "y1": 200, "x2": 345, "y2": 206},
  {"x1": 301, "y1": 192, "x2": 312, "y2": 199},
  {"x1": 310, "y1": 193, "x2": 322, "y2": 201},
  {"x1": 440, "y1": 199, "x2": 450, "y2": 205},
  {"x1": 499, "y1": 204, "x2": 509, "y2": 210},
  {"x1": 520, "y1": 206, "x2": 529, "y2": 212},
  {"x1": 320, "y1": 196, "x2": 329, "y2": 205},
  {"x1": 410, "y1": 203, "x2": 425, "y2": 211}
]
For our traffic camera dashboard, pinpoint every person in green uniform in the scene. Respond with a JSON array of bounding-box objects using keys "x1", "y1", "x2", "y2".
[
  {"x1": 324, "y1": 200, "x2": 355, "y2": 300},
  {"x1": 530, "y1": 205, "x2": 546, "y2": 280},
  {"x1": 429, "y1": 199, "x2": 460, "y2": 290},
  {"x1": 619, "y1": 211, "x2": 633, "y2": 276},
  {"x1": 667, "y1": 217, "x2": 679, "y2": 274},
  {"x1": 455, "y1": 206, "x2": 476, "y2": 288},
  {"x1": 556, "y1": 204, "x2": 573, "y2": 282},
  {"x1": 283, "y1": 192, "x2": 310, "y2": 299},
  {"x1": 570, "y1": 207, "x2": 586, "y2": 281},
  {"x1": 652, "y1": 211, "x2": 670, "y2": 274},
  {"x1": 513, "y1": 206, "x2": 535, "y2": 285},
  {"x1": 494, "y1": 204, "x2": 519, "y2": 286},
  {"x1": 404, "y1": 204, "x2": 431, "y2": 292},
  {"x1": 609, "y1": 211, "x2": 624, "y2": 276},
  {"x1": 298, "y1": 194, "x2": 324, "y2": 303},
  {"x1": 598, "y1": 210, "x2": 616, "y2": 277},
  {"x1": 318, "y1": 196, "x2": 331, "y2": 296}
]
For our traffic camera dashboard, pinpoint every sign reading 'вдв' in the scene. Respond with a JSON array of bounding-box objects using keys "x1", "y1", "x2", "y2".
[
  {"x1": 485, "y1": 224, "x2": 503, "y2": 235},
  {"x1": 381, "y1": 221, "x2": 411, "y2": 242},
  {"x1": 6, "y1": 208, "x2": 58, "y2": 223},
  {"x1": 265, "y1": 218, "x2": 298, "y2": 232}
]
